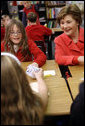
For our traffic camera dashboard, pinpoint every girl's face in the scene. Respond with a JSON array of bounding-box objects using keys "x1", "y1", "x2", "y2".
[
  {"x1": 9, "y1": 25, "x2": 22, "y2": 44},
  {"x1": 60, "y1": 14, "x2": 79, "y2": 37}
]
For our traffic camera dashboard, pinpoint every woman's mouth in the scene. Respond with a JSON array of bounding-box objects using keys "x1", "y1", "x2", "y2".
[{"x1": 65, "y1": 29, "x2": 71, "y2": 32}]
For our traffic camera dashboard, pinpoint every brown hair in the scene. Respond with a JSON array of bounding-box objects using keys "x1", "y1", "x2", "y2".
[
  {"x1": 1, "y1": 14, "x2": 12, "y2": 20},
  {"x1": 4, "y1": 19, "x2": 30, "y2": 56},
  {"x1": 27, "y1": 12, "x2": 37, "y2": 23},
  {"x1": 1, "y1": 55, "x2": 44, "y2": 125},
  {"x1": 57, "y1": 4, "x2": 82, "y2": 26}
]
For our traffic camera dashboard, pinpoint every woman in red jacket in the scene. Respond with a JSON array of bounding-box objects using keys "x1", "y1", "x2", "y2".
[
  {"x1": 1, "y1": 19, "x2": 47, "y2": 67},
  {"x1": 54, "y1": 4, "x2": 84, "y2": 66}
]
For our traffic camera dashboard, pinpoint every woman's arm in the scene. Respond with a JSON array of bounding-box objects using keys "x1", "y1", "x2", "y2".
[
  {"x1": 55, "y1": 42, "x2": 75, "y2": 65},
  {"x1": 54, "y1": 36, "x2": 84, "y2": 66},
  {"x1": 55, "y1": 42, "x2": 84, "y2": 65}
]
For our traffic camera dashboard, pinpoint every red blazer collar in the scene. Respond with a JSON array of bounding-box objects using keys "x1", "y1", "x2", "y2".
[
  {"x1": 78, "y1": 27, "x2": 84, "y2": 42},
  {"x1": 61, "y1": 27, "x2": 84, "y2": 46},
  {"x1": 61, "y1": 31, "x2": 83, "y2": 52}
]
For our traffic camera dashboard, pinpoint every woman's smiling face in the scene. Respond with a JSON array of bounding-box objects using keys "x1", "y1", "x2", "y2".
[
  {"x1": 60, "y1": 14, "x2": 79, "y2": 37},
  {"x1": 9, "y1": 24, "x2": 22, "y2": 45}
]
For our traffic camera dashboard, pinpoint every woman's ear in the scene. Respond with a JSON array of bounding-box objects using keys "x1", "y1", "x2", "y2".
[{"x1": 76, "y1": 21, "x2": 79, "y2": 26}]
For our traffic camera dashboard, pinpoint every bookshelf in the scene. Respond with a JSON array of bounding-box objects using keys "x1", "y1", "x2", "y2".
[
  {"x1": 44, "y1": 1, "x2": 66, "y2": 59},
  {"x1": 45, "y1": 1, "x2": 66, "y2": 29},
  {"x1": 38, "y1": 1, "x2": 47, "y2": 25},
  {"x1": 8, "y1": 1, "x2": 19, "y2": 19}
]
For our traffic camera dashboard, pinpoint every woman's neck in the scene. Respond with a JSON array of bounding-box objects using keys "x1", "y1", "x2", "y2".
[{"x1": 70, "y1": 27, "x2": 79, "y2": 43}]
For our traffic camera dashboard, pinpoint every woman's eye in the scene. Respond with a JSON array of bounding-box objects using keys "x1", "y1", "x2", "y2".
[{"x1": 67, "y1": 21, "x2": 71, "y2": 24}]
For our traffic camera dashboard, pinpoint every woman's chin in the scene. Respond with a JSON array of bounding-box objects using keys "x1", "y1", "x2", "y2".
[{"x1": 64, "y1": 31, "x2": 71, "y2": 36}]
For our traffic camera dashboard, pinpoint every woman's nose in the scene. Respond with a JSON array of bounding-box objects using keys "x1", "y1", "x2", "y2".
[{"x1": 63, "y1": 23, "x2": 68, "y2": 29}]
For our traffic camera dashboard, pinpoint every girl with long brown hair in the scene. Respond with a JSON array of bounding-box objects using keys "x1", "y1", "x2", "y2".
[
  {"x1": 1, "y1": 52, "x2": 48, "y2": 125},
  {"x1": 1, "y1": 19, "x2": 46, "y2": 67}
]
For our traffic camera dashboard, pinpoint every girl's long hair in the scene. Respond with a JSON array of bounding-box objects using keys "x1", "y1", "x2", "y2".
[
  {"x1": 1, "y1": 56, "x2": 44, "y2": 125},
  {"x1": 4, "y1": 19, "x2": 31, "y2": 57}
]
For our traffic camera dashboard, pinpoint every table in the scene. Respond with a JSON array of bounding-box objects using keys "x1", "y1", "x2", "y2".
[
  {"x1": 68, "y1": 65, "x2": 84, "y2": 99},
  {"x1": 21, "y1": 60, "x2": 72, "y2": 115}
]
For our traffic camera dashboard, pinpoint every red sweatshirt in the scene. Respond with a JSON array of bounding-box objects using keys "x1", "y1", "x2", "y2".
[
  {"x1": 54, "y1": 27, "x2": 84, "y2": 65},
  {"x1": 1, "y1": 39, "x2": 47, "y2": 67},
  {"x1": 26, "y1": 24, "x2": 52, "y2": 53},
  {"x1": 1, "y1": 26, "x2": 5, "y2": 41},
  {"x1": 26, "y1": 24, "x2": 52, "y2": 42}
]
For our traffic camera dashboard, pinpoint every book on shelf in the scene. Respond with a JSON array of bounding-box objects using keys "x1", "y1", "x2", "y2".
[
  {"x1": 48, "y1": 20, "x2": 58, "y2": 28},
  {"x1": 31, "y1": 1, "x2": 40, "y2": 4},
  {"x1": 46, "y1": 1, "x2": 66, "y2": 6},
  {"x1": 46, "y1": 8, "x2": 61, "y2": 19},
  {"x1": 39, "y1": 17, "x2": 46, "y2": 22}
]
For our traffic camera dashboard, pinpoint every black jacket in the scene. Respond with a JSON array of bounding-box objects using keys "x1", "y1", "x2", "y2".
[{"x1": 69, "y1": 81, "x2": 84, "y2": 126}]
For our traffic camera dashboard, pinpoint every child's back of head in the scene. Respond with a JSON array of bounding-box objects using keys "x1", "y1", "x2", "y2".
[
  {"x1": 1, "y1": 52, "x2": 44, "y2": 125},
  {"x1": 27, "y1": 12, "x2": 37, "y2": 23}
]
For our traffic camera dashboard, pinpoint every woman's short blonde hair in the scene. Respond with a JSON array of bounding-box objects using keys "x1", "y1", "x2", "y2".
[{"x1": 57, "y1": 4, "x2": 82, "y2": 26}]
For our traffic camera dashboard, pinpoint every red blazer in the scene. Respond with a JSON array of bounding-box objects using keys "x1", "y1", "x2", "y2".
[
  {"x1": 54, "y1": 27, "x2": 84, "y2": 65},
  {"x1": 26, "y1": 24, "x2": 52, "y2": 43},
  {"x1": 1, "y1": 39, "x2": 47, "y2": 67},
  {"x1": 23, "y1": 5, "x2": 40, "y2": 25}
]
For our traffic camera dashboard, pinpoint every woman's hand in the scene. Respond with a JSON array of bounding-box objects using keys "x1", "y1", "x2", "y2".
[{"x1": 78, "y1": 56, "x2": 84, "y2": 65}]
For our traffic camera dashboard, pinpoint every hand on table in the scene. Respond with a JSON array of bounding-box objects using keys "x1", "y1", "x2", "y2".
[
  {"x1": 33, "y1": 68, "x2": 44, "y2": 80},
  {"x1": 78, "y1": 56, "x2": 84, "y2": 65}
]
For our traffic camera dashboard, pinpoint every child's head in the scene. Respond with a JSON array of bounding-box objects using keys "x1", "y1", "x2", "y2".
[
  {"x1": 23, "y1": 1, "x2": 31, "y2": 9},
  {"x1": 4, "y1": 19, "x2": 31, "y2": 56},
  {"x1": 1, "y1": 14, "x2": 12, "y2": 27},
  {"x1": 1, "y1": 52, "x2": 43, "y2": 125},
  {"x1": 5, "y1": 19, "x2": 27, "y2": 46},
  {"x1": 27, "y1": 12, "x2": 37, "y2": 24}
]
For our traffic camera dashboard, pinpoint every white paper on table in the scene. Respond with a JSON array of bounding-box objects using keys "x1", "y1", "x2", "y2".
[{"x1": 44, "y1": 70, "x2": 56, "y2": 77}]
